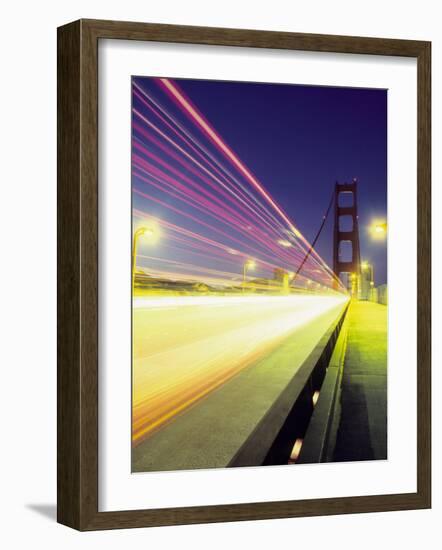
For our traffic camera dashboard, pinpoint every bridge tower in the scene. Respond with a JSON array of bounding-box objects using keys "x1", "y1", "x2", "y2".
[{"x1": 333, "y1": 179, "x2": 361, "y2": 294}]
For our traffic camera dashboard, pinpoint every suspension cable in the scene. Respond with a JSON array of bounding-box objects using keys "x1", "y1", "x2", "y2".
[{"x1": 293, "y1": 188, "x2": 335, "y2": 282}]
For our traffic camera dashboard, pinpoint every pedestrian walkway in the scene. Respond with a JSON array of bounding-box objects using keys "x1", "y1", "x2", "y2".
[{"x1": 333, "y1": 300, "x2": 387, "y2": 462}]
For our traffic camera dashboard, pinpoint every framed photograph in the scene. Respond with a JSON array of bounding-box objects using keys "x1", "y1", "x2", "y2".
[{"x1": 57, "y1": 19, "x2": 431, "y2": 530}]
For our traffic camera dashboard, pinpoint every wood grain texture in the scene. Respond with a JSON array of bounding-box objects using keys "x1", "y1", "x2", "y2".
[
  {"x1": 416, "y1": 42, "x2": 431, "y2": 507},
  {"x1": 57, "y1": 20, "x2": 81, "y2": 529},
  {"x1": 84, "y1": 18, "x2": 427, "y2": 56},
  {"x1": 57, "y1": 19, "x2": 431, "y2": 531}
]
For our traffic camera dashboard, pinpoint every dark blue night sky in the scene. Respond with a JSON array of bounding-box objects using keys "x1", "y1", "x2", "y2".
[
  {"x1": 132, "y1": 77, "x2": 387, "y2": 286},
  {"x1": 175, "y1": 79, "x2": 387, "y2": 284}
]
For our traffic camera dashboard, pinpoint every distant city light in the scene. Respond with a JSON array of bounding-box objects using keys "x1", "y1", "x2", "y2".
[{"x1": 278, "y1": 239, "x2": 293, "y2": 248}]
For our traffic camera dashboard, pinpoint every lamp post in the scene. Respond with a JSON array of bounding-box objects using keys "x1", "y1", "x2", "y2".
[
  {"x1": 350, "y1": 272, "x2": 357, "y2": 296},
  {"x1": 361, "y1": 260, "x2": 373, "y2": 280},
  {"x1": 242, "y1": 259, "x2": 256, "y2": 291},
  {"x1": 132, "y1": 226, "x2": 154, "y2": 290}
]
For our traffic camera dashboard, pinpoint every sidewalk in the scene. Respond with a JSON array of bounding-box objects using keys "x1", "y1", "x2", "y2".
[{"x1": 333, "y1": 300, "x2": 387, "y2": 462}]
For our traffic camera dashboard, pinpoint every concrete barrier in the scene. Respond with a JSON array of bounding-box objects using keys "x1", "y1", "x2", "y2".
[
  {"x1": 228, "y1": 302, "x2": 349, "y2": 468},
  {"x1": 297, "y1": 314, "x2": 348, "y2": 464}
]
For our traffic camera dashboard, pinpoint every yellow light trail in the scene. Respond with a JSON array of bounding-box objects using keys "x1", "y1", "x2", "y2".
[
  {"x1": 136, "y1": 253, "x2": 331, "y2": 291},
  {"x1": 132, "y1": 294, "x2": 349, "y2": 445}
]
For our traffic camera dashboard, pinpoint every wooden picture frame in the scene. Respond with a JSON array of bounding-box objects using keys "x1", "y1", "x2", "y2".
[{"x1": 57, "y1": 18, "x2": 431, "y2": 530}]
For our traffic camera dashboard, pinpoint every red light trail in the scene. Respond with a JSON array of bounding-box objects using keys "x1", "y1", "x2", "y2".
[{"x1": 132, "y1": 77, "x2": 346, "y2": 292}]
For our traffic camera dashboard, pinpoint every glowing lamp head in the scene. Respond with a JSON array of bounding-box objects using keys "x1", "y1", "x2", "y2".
[
  {"x1": 134, "y1": 219, "x2": 161, "y2": 246},
  {"x1": 245, "y1": 259, "x2": 256, "y2": 270},
  {"x1": 369, "y1": 220, "x2": 387, "y2": 240},
  {"x1": 140, "y1": 227, "x2": 154, "y2": 237}
]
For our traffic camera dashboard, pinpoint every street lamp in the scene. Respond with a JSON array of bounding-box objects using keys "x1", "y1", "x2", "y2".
[
  {"x1": 375, "y1": 224, "x2": 386, "y2": 233},
  {"x1": 243, "y1": 259, "x2": 256, "y2": 289},
  {"x1": 132, "y1": 226, "x2": 154, "y2": 290},
  {"x1": 369, "y1": 221, "x2": 387, "y2": 240}
]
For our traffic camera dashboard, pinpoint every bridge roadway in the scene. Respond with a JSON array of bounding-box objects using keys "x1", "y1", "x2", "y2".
[
  {"x1": 132, "y1": 293, "x2": 348, "y2": 472},
  {"x1": 332, "y1": 300, "x2": 388, "y2": 461}
]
